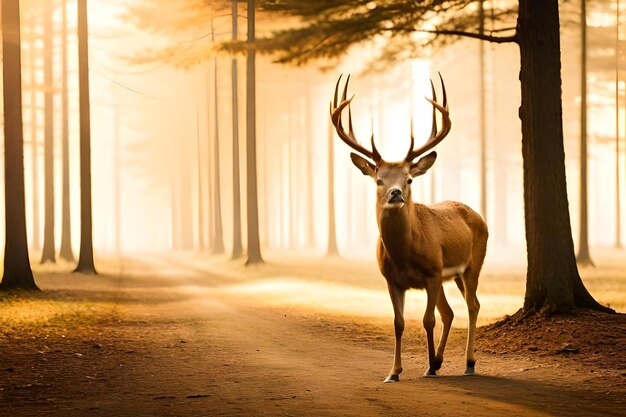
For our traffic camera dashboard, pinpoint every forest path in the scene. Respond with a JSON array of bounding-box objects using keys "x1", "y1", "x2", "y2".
[{"x1": 1, "y1": 254, "x2": 624, "y2": 416}]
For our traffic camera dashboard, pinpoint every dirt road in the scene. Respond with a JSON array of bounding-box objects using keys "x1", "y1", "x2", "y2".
[{"x1": 1, "y1": 255, "x2": 624, "y2": 416}]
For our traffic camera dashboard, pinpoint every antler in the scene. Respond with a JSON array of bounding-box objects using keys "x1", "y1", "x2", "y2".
[
  {"x1": 330, "y1": 74, "x2": 381, "y2": 162},
  {"x1": 405, "y1": 73, "x2": 451, "y2": 162}
]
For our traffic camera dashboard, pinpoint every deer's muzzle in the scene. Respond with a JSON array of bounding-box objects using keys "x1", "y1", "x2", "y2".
[{"x1": 388, "y1": 188, "x2": 405, "y2": 205}]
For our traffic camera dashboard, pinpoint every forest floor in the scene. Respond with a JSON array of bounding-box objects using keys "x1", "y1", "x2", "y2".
[{"x1": 0, "y1": 250, "x2": 625, "y2": 416}]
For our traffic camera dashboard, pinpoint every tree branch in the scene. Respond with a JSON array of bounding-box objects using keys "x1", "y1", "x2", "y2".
[{"x1": 421, "y1": 29, "x2": 518, "y2": 44}]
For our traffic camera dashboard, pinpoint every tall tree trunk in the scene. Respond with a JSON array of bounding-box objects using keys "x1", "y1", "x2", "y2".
[
  {"x1": 576, "y1": 0, "x2": 594, "y2": 266},
  {"x1": 478, "y1": 0, "x2": 488, "y2": 222},
  {"x1": 327, "y1": 119, "x2": 338, "y2": 256},
  {"x1": 305, "y1": 90, "x2": 315, "y2": 247},
  {"x1": 517, "y1": 0, "x2": 609, "y2": 313},
  {"x1": 74, "y1": 0, "x2": 97, "y2": 274},
  {"x1": 60, "y1": 0, "x2": 75, "y2": 262},
  {"x1": 196, "y1": 105, "x2": 205, "y2": 250},
  {"x1": 41, "y1": 0, "x2": 56, "y2": 264},
  {"x1": 29, "y1": 30, "x2": 41, "y2": 251},
  {"x1": 211, "y1": 50, "x2": 225, "y2": 255},
  {"x1": 114, "y1": 108, "x2": 121, "y2": 256},
  {"x1": 288, "y1": 100, "x2": 296, "y2": 247},
  {"x1": 231, "y1": 0, "x2": 243, "y2": 259},
  {"x1": 616, "y1": 0, "x2": 622, "y2": 249},
  {"x1": 1, "y1": 0, "x2": 38, "y2": 291},
  {"x1": 245, "y1": 0, "x2": 263, "y2": 264}
]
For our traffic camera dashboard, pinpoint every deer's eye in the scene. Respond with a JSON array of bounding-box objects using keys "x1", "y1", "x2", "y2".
[
  {"x1": 407, "y1": 178, "x2": 413, "y2": 185},
  {"x1": 376, "y1": 179, "x2": 384, "y2": 186}
]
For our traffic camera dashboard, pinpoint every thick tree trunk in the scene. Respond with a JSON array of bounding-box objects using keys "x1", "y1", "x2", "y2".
[
  {"x1": 245, "y1": 0, "x2": 263, "y2": 265},
  {"x1": 231, "y1": 0, "x2": 243, "y2": 259},
  {"x1": 41, "y1": 0, "x2": 56, "y2": 264},
  {"x1": 517, "y1": 0, "x2": 609, "y2": 313},
  {"x1": 60, "y1": 0, "x2": 75, "y2": 262},
  {"x1": 576, "y1": 0, "x2": 594, "y2": 266},
  {"x1": 75, "y1": 0, "x2": 97, "y2": 274},
  {"x1": 1, "y1": 0, "x2": 38, "y2": 291}
]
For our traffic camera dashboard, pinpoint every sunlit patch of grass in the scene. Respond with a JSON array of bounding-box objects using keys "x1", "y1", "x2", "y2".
[{"x1": 0, "y1": 291, "x2": 118, "y2": 335}]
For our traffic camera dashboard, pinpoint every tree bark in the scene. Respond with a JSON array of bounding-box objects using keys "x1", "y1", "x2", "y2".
[
  {"x1": 245, "y1": 0, "x2": 263, "y2": 264},
  {"x1": 75, "y1": 0, "x2": 97, "y2": 274},
  {"x1": 576, "y1": 0, "x2": 594, "y2": 266},
  {"x1": 59, "y1": 0, "x2": 75, "y2": 262},
  {"x1": 41, "y1": 0, "x2": 56, "y2": 264},
  {"x1": 1, "y1": 0, "x2": 38, "y2": 290},
  {"x1": 231, "y1": 0, "x2": 243, "y2": 259},
  {"x1": 517, "y1": 0, "x2": 609, "y2": 313}
]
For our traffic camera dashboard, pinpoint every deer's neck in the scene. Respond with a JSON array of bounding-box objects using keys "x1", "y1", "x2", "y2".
[{"x1": 377, "y1": 201, "x2": 420, "y2": 264}]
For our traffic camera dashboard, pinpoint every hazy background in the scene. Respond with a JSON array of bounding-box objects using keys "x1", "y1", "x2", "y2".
[{"x1": 4, "y1": 0, "x2": 624, "y2": 265}]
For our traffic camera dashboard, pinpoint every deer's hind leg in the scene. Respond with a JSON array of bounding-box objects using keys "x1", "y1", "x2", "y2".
[
  {"x1": 433, "y1": 287, "x2": 454, "y2": 371},
  {"x1": 461, "y1": 270, "x2": 480, "y2": 375}
]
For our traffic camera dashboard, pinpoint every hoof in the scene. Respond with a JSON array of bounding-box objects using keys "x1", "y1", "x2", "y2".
[
  {"x1": 423, "y1": 369, "x2": 437, "y2": 377},
  {"x1": 384, "y1": 374, "x2": 400, "y2": 383},
  {"x1": 465, "y1": 360, "x2": 476, "y2": 376},
  {"x1": 432, "y1": 357, "x2": 443, "y2": 371}
]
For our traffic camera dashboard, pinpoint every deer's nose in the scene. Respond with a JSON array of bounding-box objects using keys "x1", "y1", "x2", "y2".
[{"x1": 388, "y1": 188, "x2": 404, "y2": 204}]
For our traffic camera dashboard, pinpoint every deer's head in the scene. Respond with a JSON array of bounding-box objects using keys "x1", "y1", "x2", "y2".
[{"x1": 330, "y1": 74, "x2": 451, "y2": 209}]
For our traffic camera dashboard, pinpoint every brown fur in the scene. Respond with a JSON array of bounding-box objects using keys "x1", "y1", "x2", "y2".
[{"x1": 353, "y1": 156, "x2": 488, "y2": 380}]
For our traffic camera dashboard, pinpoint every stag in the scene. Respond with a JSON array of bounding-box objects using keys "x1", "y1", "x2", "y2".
[{"x1": 330, "y1": 74, "x2": 488, "y2": 381}]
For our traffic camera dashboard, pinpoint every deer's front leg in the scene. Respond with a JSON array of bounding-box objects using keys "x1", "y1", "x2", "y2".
[
  {"x1": 384, "y1": 283, "x2": 405, "y2": 383},
  {"x1": 423, "y1": 280, "x2": 441, "y2": 377}
]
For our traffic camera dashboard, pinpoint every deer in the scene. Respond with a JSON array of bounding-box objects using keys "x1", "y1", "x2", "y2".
[{"x1": 330, "y1": 74, "x2": 488, "y2": 382}]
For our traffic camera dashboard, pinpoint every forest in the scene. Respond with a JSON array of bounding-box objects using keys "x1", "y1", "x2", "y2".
[{"x1": 0, "y1": 0, "x2": 625, "y2": 416}]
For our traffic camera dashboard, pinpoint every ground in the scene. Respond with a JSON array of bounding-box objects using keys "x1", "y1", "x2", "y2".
[{"x1": 0, "y1": 250, "x2": 625, "y2": 416}]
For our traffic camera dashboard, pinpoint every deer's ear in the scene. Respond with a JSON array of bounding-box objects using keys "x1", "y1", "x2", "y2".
[
  {"x1": 410, "y1": 151, "x2": 437, "y2": 177},
  {"x1": 350, "y1": 153, "x2": 376, "y2": 178}
]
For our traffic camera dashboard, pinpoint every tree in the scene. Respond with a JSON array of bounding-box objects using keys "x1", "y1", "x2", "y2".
[
  {"x1": 60, "y1": 0, "x2": 76, "y2": 262},
  {"x1": 27, "y1": 14, "x2": 41, "y2": 251},
  {"x1": 41, "y1": 0, "x2": 56, "y2": 264},
  {"x1": 615, "y1": 0, "x2": 622, "y2": 248},
  {"x1": 245, "y1": 0, "x2": 263, "y2": 264},
  {"x1": 577, "y1": 0, "x2": 594, "y2": 266},
  {"x1": 196, "y1": 105, "x2": 206, "y2": 251},
  {"x1": 1, "y1": 0, "x2": 39, "y2": 291},
  {"x1": 210, "y1": 22, "x2": 225, "y2": 255},
  {"x1": 231, "y1": 0, "x2": 244, "y2": 259},
  {"x1": 478, "y1": 0, "x2": 488, "y2": 222},
  {"x1": 243, "y1": 0, "x2": 612, "y2": 314},
  {"x1": 75, "y1": 0, "x2": 97, "y2": 274}
]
